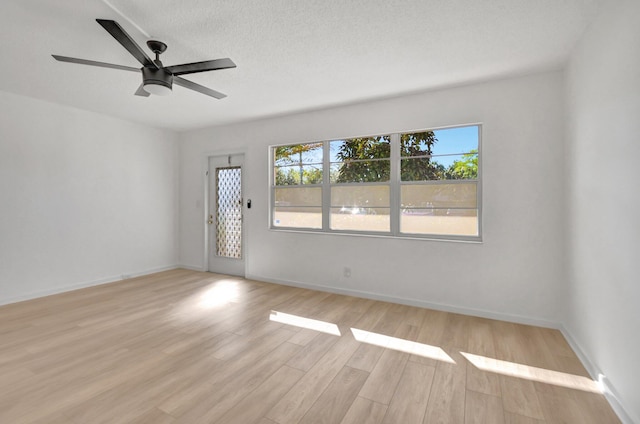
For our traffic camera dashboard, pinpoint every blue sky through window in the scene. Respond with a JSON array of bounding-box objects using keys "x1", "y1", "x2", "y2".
[{"x1": 431, "y1": 125, "x2": 478, "y2": 167}]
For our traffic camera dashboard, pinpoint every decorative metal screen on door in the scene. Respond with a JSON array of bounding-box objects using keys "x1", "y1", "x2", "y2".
[{"x1": 216, "y1": 167, "x2": 242, "y2": 258}]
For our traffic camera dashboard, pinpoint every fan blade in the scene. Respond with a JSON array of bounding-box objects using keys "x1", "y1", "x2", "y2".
[
  {"x1": 134, "y1": 84, "x2": 150, "y2": 97},
  {"x1": 96, "y1": 19, "x2": 157, "y2": 68},
  {"x1": 174, "y1": 77, "x2": 226, "y2": 99},
  {"x1": 52, "y1": 55, "x2": 140, "y2": 73},
  {"x1": 165, "y1": 58, "x2": 236, "y2": 76}
]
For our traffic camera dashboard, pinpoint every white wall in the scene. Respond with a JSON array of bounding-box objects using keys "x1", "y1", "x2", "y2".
[
  {"x1": 179, "y1": 71, "x2": 566, "y2": 326},
  {"x1": 565, "y1": 0, "x2": 640, "y2": 422},
  {"x1": 0, "y1": 91, "x2": 179, "y2": 304}
]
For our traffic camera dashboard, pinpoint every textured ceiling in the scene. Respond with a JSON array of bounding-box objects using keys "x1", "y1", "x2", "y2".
[{"x1": 0, "y1": 0, "x2": 603, "y2": 131}]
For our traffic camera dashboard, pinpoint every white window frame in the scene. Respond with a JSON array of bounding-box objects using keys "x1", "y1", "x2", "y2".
[{"x1": 270, "y1": 124, "x2": 482, "y2": 242}]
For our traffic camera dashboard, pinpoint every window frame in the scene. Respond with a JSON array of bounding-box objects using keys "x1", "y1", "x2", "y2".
[{"x1": 269, "y1": 124, "x2": 482, "y2": 242}]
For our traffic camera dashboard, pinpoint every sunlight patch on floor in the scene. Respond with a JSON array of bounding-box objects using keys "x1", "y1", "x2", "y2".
[
  {"x1": 351, "y1": 328, "x2": 455, "y2": 363},
  {"x1": 170, "y1": 279, "x2": 243, "y2": 321},
  {"x1": 461, "y1": 352, "x2": 601, "y2": 393},
  {"x1": 197, "y1": 280, "x2": 242, "y2": 308},
  {"x1": 270, "y1": 311, "x2": 342, "y2": 336}
]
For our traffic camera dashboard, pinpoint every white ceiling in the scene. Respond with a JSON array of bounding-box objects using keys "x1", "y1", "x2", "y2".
[{"x1": 0, "y1": 0, "x2": 603, "y2": 131}]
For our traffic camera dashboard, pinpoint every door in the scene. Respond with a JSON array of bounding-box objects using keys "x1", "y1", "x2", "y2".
[{"x1": 208, "y1": 154, "x2": 245, "y2": 276}]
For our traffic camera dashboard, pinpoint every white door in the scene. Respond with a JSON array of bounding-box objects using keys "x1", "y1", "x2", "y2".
[{"x1": 208, "y1": 154, "x2": 245, "y2": 276}]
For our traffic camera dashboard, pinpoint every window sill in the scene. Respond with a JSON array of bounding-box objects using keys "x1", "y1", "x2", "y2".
[{"x1": 268, "y1": 226, "x2": 483, "y2": 244}]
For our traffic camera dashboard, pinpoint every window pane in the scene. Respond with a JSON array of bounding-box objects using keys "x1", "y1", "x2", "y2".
[
  {"x1": 431, "y1": 126, "x2": 479, "y2": 156},
  {"x1": 331, "y1": 160, "x2": 390, "y2": 183},
  {"x1": 401, "y1": 183, "x2": 477, "y2": 209},
  {"x1": 331, "y1": 185, "x2": 390, "y2": 207},
  {"x1": 275, "y1": 187, "x2": 322, "y2": 207},
  {"x1": 216, "y1": 167, "x2": 242, "y2": 259},
  {"x1": 331, "y1": 207, "x2": 390, "y2": 232},
  {"x1": 329, "y1": 163, "x2": 341, "y2": 183},
  {"x1": 275, "y1": 164, "x2": 323, "y2": 185},
  {"x1": 401, "y1": 209, "x2": 478, "y2": 236},
  {"x1": 401, "y1": 126, "x2": 478, "y2": 158},
  {"x1": 401, "y1": 152, "x2": 478, "y2": 181},
  {"x1": 330, "y1": 136, "x2": 390, "y2": 162},
  {"x1": 431, "y1": 153, "x2": 478, "y2": 179},
  {"x1": 274, "y1": 143, "x2": 323, "y2": 166},
  {"x1": 400, "y1": 131, "x2": 438, "y2": 157},
  {"x1": 330, "y1": 136, "x2": 390, "y2": 183},
  {"x1": 273, "y1": 207, "x2": 322, "y2": 229},
  {"x1": 400, "y1": 157, "x2": 444, "y2": 181}
]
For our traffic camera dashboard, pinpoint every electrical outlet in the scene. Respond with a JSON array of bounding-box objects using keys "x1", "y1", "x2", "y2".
[{"x1": 343, "y1": 267, "x2": 351, "y2": 278}]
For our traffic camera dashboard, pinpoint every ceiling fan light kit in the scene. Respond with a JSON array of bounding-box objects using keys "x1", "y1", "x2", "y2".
[
  {"x1": 52, "y1": 19, "x2": 235, "y2": 99},
  {"x1": 141, "y1": 68, "x2": 172, "y2": 96}
]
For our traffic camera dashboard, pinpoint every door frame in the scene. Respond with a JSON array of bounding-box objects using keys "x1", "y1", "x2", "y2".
[{"x1": 202, "y1": 149, "x2": 248, "y2": 275}]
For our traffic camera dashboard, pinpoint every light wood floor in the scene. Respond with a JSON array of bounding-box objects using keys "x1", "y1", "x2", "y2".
[{"x1": 0, "y1": 269, "x2": 620, "y2": 424}]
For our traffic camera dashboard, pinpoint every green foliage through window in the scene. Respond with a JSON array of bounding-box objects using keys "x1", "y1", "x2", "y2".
[
  {"x1": 446, "y1": 150, "x2": 478, "y2": 179},
  {"x1": 334, "y1": 136, "x2": 390, "y2": 183},
  {"x1": 275, "y1": 166, "x2": 322, "y2": 185},
  {"x1": 275, "y1": 142, "x2": 323, "y2": 185}
]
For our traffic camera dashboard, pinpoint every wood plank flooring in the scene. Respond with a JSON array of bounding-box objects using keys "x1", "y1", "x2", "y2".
[{"x1": 0, "y1": 269, "x2": 620, "y2": 423}]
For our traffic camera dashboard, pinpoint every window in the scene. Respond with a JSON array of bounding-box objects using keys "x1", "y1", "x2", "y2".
[
  {"x1": 400, "y1": 126, "x2": 479, "y2": 237},
  {"x1": 273, "y1": 143, "x2": 323, "y2": 229},
  {"x1": 271, "y1": 124, "x2": 480, "y2": 240},
  {"x1": 330, "y1": 136, "x2": 391, "y2": 232}
]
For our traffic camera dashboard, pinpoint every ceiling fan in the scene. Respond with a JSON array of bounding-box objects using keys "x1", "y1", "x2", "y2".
[{"x1": 52, "y1": 19, "x2": 236, "y2": 99}]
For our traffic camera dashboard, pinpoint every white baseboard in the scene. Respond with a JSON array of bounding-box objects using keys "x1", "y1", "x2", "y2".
[
  {"x1": 0, "y1": 264, "x2": 179, "y2": 306},
  {"x1": 245, "y1": 273, "x2": 559, "y2": 329},
  {"x1": 560, "y1": 325, "x2": 638, "y2": 424},
  {"x1": 178, "y1": 263, "x2": 207, "y2": 272}
]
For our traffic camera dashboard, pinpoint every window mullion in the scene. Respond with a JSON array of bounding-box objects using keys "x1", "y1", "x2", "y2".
[
  {"x1": 390, "y1": 133, "x2": 400, "y2": 235},
  {"x1": 322, "y1": 140, "x2": 331, "y2": 230},
  {"x1": 270, "y1": 148, "x2": 275, "y2": 228}
]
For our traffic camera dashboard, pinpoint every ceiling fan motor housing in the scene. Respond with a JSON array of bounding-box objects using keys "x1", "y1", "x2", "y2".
[{"x1": 142, "y1": 66, "x2": 173, "y2": 91}]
